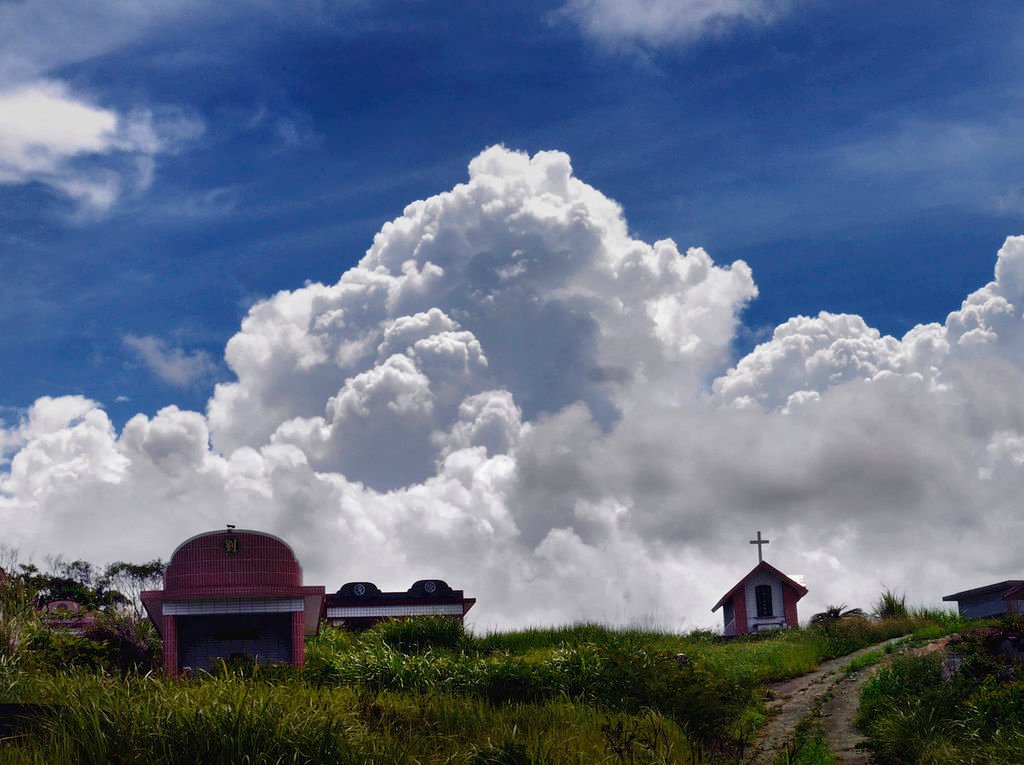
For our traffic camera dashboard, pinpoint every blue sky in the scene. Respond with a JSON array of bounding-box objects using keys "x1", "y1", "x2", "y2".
[
  {"x1": 4, "y1": 1, "x2": 1024, "y2": 424},
  {"x1": 8, "y1": 1, "x2": 1024, "y2": 626}
]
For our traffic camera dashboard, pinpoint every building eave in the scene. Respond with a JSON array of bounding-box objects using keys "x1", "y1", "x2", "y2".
[{"x1": 942, "y1": 580, "x2": 1024, "y2": 602}]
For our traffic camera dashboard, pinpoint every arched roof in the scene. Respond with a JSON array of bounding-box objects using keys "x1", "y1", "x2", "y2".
[
  {"x1": 167, "y1": 528, "x2": 298, "y2": 561},
  {"x1": 163, "y1": 528, "x2": 303, "y2": 596}
]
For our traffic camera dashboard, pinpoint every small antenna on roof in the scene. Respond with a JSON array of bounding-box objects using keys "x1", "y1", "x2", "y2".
[{"x1": 226, "y1": 524, "x2": 236, "y2": 530}]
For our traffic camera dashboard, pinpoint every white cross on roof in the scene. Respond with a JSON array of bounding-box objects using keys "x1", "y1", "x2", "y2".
[{"x1": 749, "y1": 530, "x2": 769, "y2": 563}]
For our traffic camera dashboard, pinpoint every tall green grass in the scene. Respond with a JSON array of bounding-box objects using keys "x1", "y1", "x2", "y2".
[
  {"x1": 0, "y1": 667, "x2": 699, "y2": 764},
  {"x1": 872, "y1": 588, "x2": 908, "y2": 620},
  {"x1": 0, "y1": 577, "x2": 41, "y2": 663},
  {"x1": 0, "y1": 610, "x2": 968, "y2": 764},
  {"x1": 858, "y1": 617, "x2": 1024, "y2": 765}
]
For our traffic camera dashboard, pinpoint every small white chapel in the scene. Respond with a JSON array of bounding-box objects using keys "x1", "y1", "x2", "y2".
[{"x1": 712, "y1": 531, "x2": 808, "y2": 636}]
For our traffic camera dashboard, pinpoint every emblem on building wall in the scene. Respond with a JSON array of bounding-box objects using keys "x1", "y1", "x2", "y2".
[{"x1": 223, "y1": 536, "x2": 239, "y2": 555}]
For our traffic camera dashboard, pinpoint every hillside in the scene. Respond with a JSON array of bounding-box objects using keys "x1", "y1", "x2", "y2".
[{"x1": 0, "y1": 575, "x2": 968, "y2": 765}]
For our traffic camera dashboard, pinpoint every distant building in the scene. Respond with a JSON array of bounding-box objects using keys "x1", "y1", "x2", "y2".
[
  {"x1": 141, "y1": 529, "x2": 325, "y2": 676},
  {"x1": 325, "y1": 579, "x2": 476, "y2": 630},
  {"x1": 942, "y1": 580, "x2": 1024, "y2": 619},
  {"x1": 712, "y1": 531, "x2": 808, "y2": 636},
  {"x1": 40, "y1": 599, "x2": 95, "y2": 634},
  {"x1": 140, "y1": 527, "x2": 478, "y2": 674}
]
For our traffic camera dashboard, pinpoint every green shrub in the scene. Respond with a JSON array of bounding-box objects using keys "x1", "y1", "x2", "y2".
[
  {"x1": 370, "y1": 616, "x2": 467, "y2": 653},
  {"x1": 872, "y1": 588, "x2": 908, "y2": 620},
  {"x1": 23, "y1": 627, "x2": 111, "y2": 672},
  {"x1": 80, "y1": 610, "x2": 161, "y2": 672},
  {"x1": 858, "y1": 623, "x2": 1024, "y2": 765},
  {"x1": 965, "y1": 679, "x2": 1024, "y2": 734},
  {"x1": 18, "y1": 610, "x2": 159, "y2": 675}
]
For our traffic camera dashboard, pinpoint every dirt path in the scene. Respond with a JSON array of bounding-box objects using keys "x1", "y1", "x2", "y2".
[
  {"x1": 744, "y1": 638, "x2": 905, "y2": 765},
  {"x1": 818, "y1": 660, "x2": 888, "y2": 764}
]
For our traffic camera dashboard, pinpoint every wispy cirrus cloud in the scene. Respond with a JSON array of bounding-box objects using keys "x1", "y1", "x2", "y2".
[
  {"x1": 556, "y1": 0, "x2": 793, "y2": 48},
  {"x1": 123, "y1": 334, "x2": 217, "y2": 388},
  {"x1": 0, "y1": 1, "x2": 227, "y2": 216},
  {"x1": 0, "y1": 80, "x2": 201, "y2": 215},
  {"x1": 0, "y1": 1, "x2": 377, "y2": 216}
]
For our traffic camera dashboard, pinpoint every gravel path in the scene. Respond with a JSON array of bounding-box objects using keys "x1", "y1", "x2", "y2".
[{"x1": 744, "y1": 637, "x2": 905, "y2": 765}]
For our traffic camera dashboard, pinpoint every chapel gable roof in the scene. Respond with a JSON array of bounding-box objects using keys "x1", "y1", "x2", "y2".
[{"x1": 712, "y1": 559, "x2": 809, "y2": 613}]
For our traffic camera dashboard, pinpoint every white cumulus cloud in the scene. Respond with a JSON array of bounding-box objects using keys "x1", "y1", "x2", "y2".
[
  {"x1": 4, "y1": 146, "x2": 1024, "y2": 630},
  {"x1": 713, "y1": 236, "x2": 1024, "y2": 410}
]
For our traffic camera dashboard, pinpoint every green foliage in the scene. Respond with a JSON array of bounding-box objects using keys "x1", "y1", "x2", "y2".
[
  {"x1": 14, "y1": 609, "x2": 160, "y2": 674},
  {"x1": 598, "y1": 712, "x2": 682, "y2": 765},
  {"x1": 301, "y1": 614, "x2": 952, "y2": 762},
  {"x1": 1, "y1": 555, "x2": 161, "y2": 676},
  {"x1": 843, "y1": 649, "x2": 883, "y2": 676},
  {"x1": 0, "y1": 569, "x2": 969, "y2": 765},
  {"x1": 909, "y1": 606, "x2": 963, "y2": 627},
  {"x1": 858, "y1": 654, "x2": 947, "y2": 729},
  {"x1": 909, "y1": 624, "x2": 946, "y2": 641},
  {"x1": 371, "y1": 615, "x2": 468, "y2": 653},
  {"x1": 23, "y1": 628, "x2": 111, "y2": 671},
  {"x1": 101, "y1": 559, "x2": 165, "y2": 617},
  {"x1": 778, "y1": 733, "x2": 837, "y2": 765},
  {"x1": 0, "y1": 574, "x2": 42, "y2": 662},
  {"x1": 0, "y1": 672, "x2": 699, "y2": 765},
  {"x1": 858, "y1": 619, "x2": 1024, "y2": 764},
  {"x1": 6, "y1": 554, "x2": 164, "y2": 615},
  {"x1": 80, "y1": 610, "x2": 161, "y2": 672},
  {"x1": 809, "y1": 605, "x2": 866, "y2": 625},
  {"x1": 775, "y1": 699, "x2": 837, "y2": 764},
  {"x1": 872, "y1": 587, "x2": 908, "y2": 620},
  {"x1": 471, "y1": 741, "x2": 534, "y2": 765}
]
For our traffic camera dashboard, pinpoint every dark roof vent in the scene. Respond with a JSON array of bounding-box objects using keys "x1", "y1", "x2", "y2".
[
  {"x1": 336, "y1": 581, "x2": 381, "y2": 598},
  {"x1": 407, "y1": 579, "x2": 453, "y2": 597}
]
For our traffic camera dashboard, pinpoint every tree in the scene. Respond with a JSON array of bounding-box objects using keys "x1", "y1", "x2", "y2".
[
  {"x1": 42, "y1": 556, "x2": 122, "y2": 608},
  {"x1": 102, "y1": 560, "x2": 165, "y2": 617}
]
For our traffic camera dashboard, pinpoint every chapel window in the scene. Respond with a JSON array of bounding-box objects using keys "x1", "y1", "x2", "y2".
[{"x1": 755, "y1": 584, "x2": 774, "y2": 617}]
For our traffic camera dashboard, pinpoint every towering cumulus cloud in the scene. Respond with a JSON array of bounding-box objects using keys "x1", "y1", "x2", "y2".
[{"x1": 3, "y1": 147, "x2": 1024, "y2": 627}]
